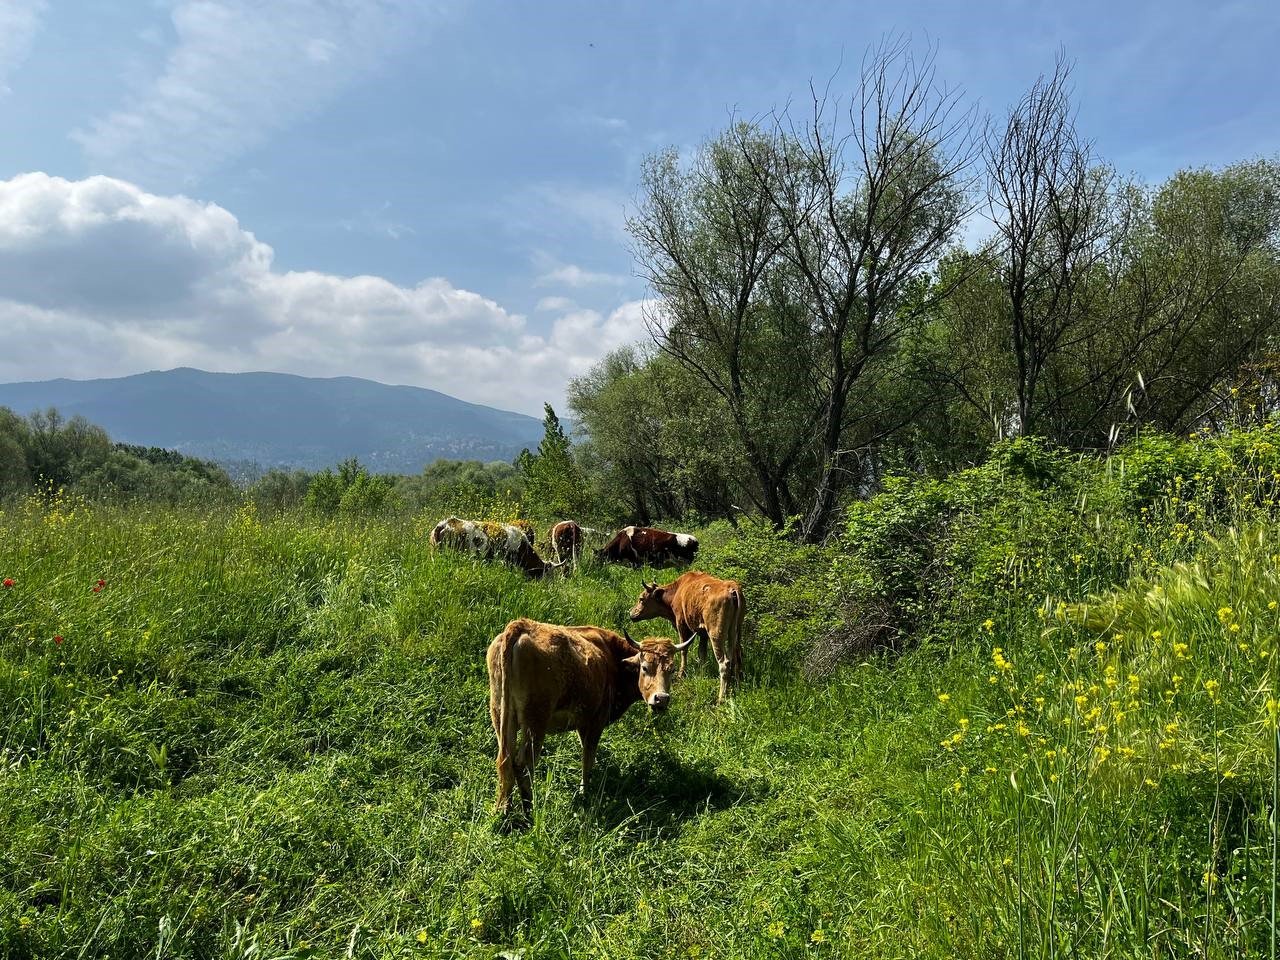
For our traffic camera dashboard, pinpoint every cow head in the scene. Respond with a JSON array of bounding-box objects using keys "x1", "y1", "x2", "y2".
[
  {"x1": 622, "y1": 629, "x2": 693, "y2": 712},
  {"x1": 629, "y1": 581, "x2": 669, "y2": 621}
]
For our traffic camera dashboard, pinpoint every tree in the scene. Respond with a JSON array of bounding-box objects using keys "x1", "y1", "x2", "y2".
[
  {"x1": 983, "y1": 54, "x2": 1128, "y2": 440},
  {"x1": 517, "y1": 405, "x2": 590, "y2": 519},
  {"x1": 631, "y1": 124, "x2": 813, "y2": 526},
  {"x1": 569, "y1": 347, "x2": 743, "y2": 523},
  {"x1": 760, "y1": 38, "x2": 978, "y2": 538},
  {"x1": 633, "y1": 37, "x2": 978, "y2": 539}
]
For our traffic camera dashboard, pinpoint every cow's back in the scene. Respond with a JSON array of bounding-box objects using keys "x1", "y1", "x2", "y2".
[
  {"x1": 489, "y1": 620, "x2": 616, "y2": 730},
  {"x1": 669, "y1": 571, "x2": 744, "y2": 627}
]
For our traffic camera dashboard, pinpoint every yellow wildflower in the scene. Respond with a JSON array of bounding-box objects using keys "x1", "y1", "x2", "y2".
[{"x1": 937, "y1": 693, "x2": 951, "y2": 704}]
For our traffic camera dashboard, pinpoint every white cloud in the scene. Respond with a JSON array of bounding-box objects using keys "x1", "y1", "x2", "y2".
[
  {"x1": 0, "y1": 172, "x2": 648, "y2": 414},
  {"x1": 534, "y1": 262, "x2": 628, "y2": 289},
  {"x1": 0, "y1": 0, "x2": 45, "y2": 96},
  {"x1": 72, "y1": 0, "x2": 433, "y2": 186},
  {"x1": 535, "y1": 295, "x2": 576, "y2": 312}
]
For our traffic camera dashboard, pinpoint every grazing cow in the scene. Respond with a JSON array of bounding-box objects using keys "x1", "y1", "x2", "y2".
[
  {"x1": 550, "y1": 520, "x2": 584, "y2": 564},
  {"x1": 487, "y1": 618, "x2": 693, "y2": 821},
  {"x1": 595, "y1": 525, "x2": 699, "y2": 567},
  {"x1": 430, "y1": 516, "x2": 563, "y2": 578},
  {"x1": 510, "y1": 519, "x2": 537, "y2": 547},
  {"x1": 630, "y1": 572, "x2": 746, "y2": 703}
]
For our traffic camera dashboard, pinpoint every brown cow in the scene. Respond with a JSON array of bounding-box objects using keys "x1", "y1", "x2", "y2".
[
  {"x1": 550, "y1": 520, "x2": 583, "y2": 564},
  {"x1": 595, "y1": 525, "x2": 699, "y2": 567},
  {"x1": 630, "y1": 572, "x2": 746, "y2": 703},
  {"x1": 487, "y1": 618, "x2": 693, "y2": 822},
  {"x1": 430, "y1": 516, "x2": 563, "y2": 578}
]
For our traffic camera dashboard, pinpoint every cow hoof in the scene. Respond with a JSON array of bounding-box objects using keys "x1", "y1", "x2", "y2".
[{"x1": 495, "y1": 812, "x2": 530, "y2": 835}]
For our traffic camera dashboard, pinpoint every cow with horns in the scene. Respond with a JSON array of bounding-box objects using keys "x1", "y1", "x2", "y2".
[
  {"x1": 486, "y1": 618, "x2": 694, "y2": 822},
  {"x1": 430, "y1": 516, "x2": 564, "y2": 578},
  {"x1": 630, "y1": 572, "x2": 746, "y2": 703},
  {"x1": 550, "y1": 520, "x2": 584, "y2": 564}
]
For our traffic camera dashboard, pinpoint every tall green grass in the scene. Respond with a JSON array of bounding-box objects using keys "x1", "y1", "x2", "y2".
[{"x1": 1, "y1": 429, "x2": 1278, "y2": 957}]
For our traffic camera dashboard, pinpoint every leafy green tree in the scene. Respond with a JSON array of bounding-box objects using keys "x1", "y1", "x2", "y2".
[
  {"x1": 517, "y1": 405, "x2": 589, "y2": 519},
  {"x1": 0, "y1": 408, "x2": 31, "y2": 500},
  {"x1": 632, "y1": 39, "x2": 976, "y2": 539}
]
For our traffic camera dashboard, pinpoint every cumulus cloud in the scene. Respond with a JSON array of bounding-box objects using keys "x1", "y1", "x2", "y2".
[
  {"x1": 0, "y1": 0, "x2": 45, "y2": 96},
  {"x1": 0, "y1": 173, "x2": 649, "y2": 413},
  {"x1": 72, "y1": 0, "x2": 433, "y2": 186}
]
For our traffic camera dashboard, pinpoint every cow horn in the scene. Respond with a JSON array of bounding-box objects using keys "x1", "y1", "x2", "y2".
[
  {"x1": 674, "y1": 635, "x2": 696, "y2": 652},
  {"x1": 645, "y1": 580, "x2": 658, "y2": 591},
  {"x1": 622, "y1": 628, "x2": 642, "y2": 650}
]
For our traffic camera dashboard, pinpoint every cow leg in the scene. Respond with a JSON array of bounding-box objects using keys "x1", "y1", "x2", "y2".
[
  {"x1": 578, "y1": 726, "x2": 602, "y2": 795},
  {"x1": 492, "y1": 693, "x2": 518, "y2": 816},
  {"x1": 515, "y1": 722, "x2": 547, "y2": 819},
  {"x1": 495, "y1": 745, "x2": 517, "y2": 816},
  {"x1": 706, "y1": 633, "x2": 733, "y2": 703}
]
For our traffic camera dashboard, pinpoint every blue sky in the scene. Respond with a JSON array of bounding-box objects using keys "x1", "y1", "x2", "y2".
[{"x1": 1, "y1": 0, "x2": 1277, "y2": 414}]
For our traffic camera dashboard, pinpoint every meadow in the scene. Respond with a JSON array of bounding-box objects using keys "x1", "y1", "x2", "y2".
[{"x1": 2, "y1": 428, "x2": 1280, "y2": 958}]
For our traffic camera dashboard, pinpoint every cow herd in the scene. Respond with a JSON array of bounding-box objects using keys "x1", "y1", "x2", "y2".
[{"x1": 428, "y1": 515, "x2": 744, "y2": 825}]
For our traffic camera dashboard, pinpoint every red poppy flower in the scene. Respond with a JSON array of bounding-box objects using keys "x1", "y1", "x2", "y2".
[
  {"x1": 92, "y1": 585, "x2": 102, "y2": 593},
  {"x1": 2, "y1": 578, "x2": 13, "y2": 588},
  {"x1": 53, "y1": 635, "x2": 64, "y2": 645},
  {"x1": 96, "y1": 579, "x2": 106, "y2": 588}
]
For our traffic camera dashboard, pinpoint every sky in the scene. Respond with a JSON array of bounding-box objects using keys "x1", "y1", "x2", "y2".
[{"x1": 1, "y1": 0, "x2": 1278, "y2": 416}]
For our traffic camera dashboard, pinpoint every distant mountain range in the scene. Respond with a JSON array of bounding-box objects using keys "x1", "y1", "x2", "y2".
[{"x1": 0, "y1": 368, "x2": 546, "y2": 474}]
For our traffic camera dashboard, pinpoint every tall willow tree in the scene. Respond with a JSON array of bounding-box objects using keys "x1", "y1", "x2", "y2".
[{"x1": 631, "y1": 38, "x2": 977, "y2": 539}]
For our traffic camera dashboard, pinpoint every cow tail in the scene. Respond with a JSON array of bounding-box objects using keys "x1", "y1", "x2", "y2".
[{"x1": 493, "y1": 620, "x2": 524, "y2": 769}]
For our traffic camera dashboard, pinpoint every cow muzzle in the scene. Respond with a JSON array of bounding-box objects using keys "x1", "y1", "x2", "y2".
[{"x1": 648, "y1": 692, "x2": 671, "y2": 712}]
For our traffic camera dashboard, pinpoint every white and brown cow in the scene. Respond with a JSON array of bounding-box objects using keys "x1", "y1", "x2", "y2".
[
  {"x1": 595, "y1": 526, "x2": 699, "y2": 567},
  {"x1": 430, "y1": 516, "x2": 563, "y2": 578}
]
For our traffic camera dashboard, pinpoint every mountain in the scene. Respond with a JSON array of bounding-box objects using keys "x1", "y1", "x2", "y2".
[{"x1": 0, "y1": 368, "x2": 545, "y2": 473}]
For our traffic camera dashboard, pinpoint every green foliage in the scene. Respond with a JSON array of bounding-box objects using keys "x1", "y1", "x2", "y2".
[
  {"x1": 2, "y1": 426, "x2": 1280, "y2": 957},
  {"x1": 516, "y1": 405, "x2": 590, "y2": 521},
  {"x1": 0, "y1": 406, "x2": 236, "y2": 506},
  {"x1": 303, "y1": 458, "x2": 400, "y2": 517}
]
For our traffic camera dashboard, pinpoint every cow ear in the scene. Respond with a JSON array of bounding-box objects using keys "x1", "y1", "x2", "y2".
[{"x1": 622, "y1": 654, "x2": 642, "y2": 667}]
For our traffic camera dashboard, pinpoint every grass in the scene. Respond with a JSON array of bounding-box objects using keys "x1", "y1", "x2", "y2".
[{"x1": 0, "y1": 467, "x2": 1277, "y2": 958}]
